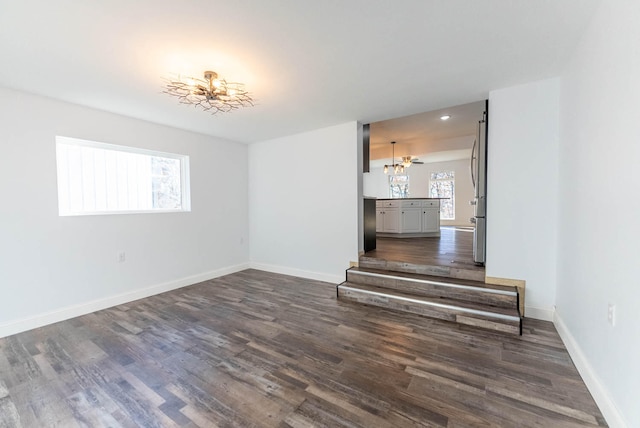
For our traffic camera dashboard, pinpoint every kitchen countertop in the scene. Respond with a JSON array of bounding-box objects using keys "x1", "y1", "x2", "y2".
[{"x1": 374, "y1": 197, "x2": 448, "y2": 200}]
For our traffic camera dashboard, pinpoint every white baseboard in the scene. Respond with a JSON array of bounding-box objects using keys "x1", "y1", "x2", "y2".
[
  {"x1": 0, "y1": 263, "x2": 250, "y2": 339},
  {"x1": 249, "y1": 262, "x2": 343, "y2": 284},
  {"x1": 524, "y1": 305, "x2": 555, "y2": 321},
  {"x1": 554, "y1": 312, "x2": 627, "y2": 428}
]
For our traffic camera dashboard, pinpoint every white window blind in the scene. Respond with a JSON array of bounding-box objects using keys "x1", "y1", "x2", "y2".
[{"x1": 56, "y1": 136, "x2": 190, "y2": 216}]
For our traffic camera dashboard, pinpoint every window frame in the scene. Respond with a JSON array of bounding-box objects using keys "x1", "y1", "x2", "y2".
[
  {"x1": 429, "y1": 171, "x2": 455, "y2": 220},
  {"x1": 55, "y1": 136, "x2": 191, "y2": 216},
  {"x1": 389, "y1": 174, "x2": 410, "y2": 198}
]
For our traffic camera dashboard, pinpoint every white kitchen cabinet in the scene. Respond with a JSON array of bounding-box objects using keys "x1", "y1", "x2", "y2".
[
  {"x1": 382, "y1": 208, "x2": 400, "y2": 232},
  {"x1": 376, "y1": 200, "x2": 400, "y2": 233},
  {"x1": 400, "y1": 200, "x2": 422, "y2": 233},
  {"x1": 422, "y1": 207, "x2": 440, "y2": 233},
  {"x1": 376, "y1": 199, "x2": 440, "y2": 237},
  {"x1": 422, "y1": 200, "x2": 440, "y2": 233}
]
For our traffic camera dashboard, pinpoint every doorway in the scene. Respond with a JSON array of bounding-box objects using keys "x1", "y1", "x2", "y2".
[{"x1": 362, "y1": 100, "x2": 487, "y2": 270}]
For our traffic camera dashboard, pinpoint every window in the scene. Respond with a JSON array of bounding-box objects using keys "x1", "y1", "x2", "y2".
[
  {"x1": 389, "y1": 174, "x2": 409, "y2": 198},
  {"x1": 56, "y1": 136, "x2": 190, "y2": 216},
  {"x1": 430, "y1": 171, "x2": 455, "y2": 220}
]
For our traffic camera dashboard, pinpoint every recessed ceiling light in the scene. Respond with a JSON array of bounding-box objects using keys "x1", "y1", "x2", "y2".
[{"x1": 440, "y1": 115, "x2": 451, "y2": 121}]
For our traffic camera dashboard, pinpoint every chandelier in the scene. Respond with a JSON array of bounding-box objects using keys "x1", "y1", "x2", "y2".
[
  {"x1": 383, "y1": 141, "x2": 410, "y2": 174},
  {"x1": 164, "y1": 70, "x2": 254, "y2": 114}
]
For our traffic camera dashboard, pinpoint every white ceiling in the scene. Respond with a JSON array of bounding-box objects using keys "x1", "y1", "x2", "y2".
[
  {"x1": 369, "y1": 100, "x2": 485, "y2": 163},
  {"x1": 0, "y1": 0, "x2": 600, "y2": 143}
]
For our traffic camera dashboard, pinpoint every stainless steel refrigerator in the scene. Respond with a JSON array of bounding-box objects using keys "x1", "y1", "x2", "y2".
[{"x1": 470, "y1": 103, "x2": 488, "y2": 265}]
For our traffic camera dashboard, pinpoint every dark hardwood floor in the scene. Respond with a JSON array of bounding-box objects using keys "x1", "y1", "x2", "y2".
[
  {"x1": 360, "y1": 227, "x2": 486, "y2": 282},
  {"x1": 0, "y1": 269, "x2": 606, "y2": 427},
  {"x1": 366, "y1": 227, "x2": 485, "y2": 273}
]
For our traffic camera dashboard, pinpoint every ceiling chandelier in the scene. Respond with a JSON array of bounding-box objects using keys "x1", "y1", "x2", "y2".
[
  {"x1": 163, "y1": 70, "x2": 254, "y2": 114},
  {"x1": 383, "y1": 141, "x2": 410, "y2": 174}
]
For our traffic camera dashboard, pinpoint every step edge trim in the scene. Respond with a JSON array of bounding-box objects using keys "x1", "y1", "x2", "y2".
[
  {"x1": 348, "y1": 270, "x2": 516, "y2": 296},
  {"x1": 338, "y1": 285, "x2": 521, "y2": 322}
]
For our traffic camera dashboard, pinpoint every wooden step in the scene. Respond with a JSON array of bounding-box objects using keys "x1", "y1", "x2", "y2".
[
  {"x1": 337, "y1": 282, "x2": 522, "y2": 335},
  {"x1": 347, "y1": 267, "x2": 518, "y2": 309},
  {"x1": 359, "y1": 255, "x2": 485, "y2": 282}
]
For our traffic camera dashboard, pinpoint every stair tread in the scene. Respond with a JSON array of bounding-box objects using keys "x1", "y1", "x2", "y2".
[
  {"x1": 349, "y1": 266, "x2": 516, "y2": 293},
  {"x1": 358, "y1": 256, "x2": 486, "y2": 282},
  {"x1": 338, "y1": 282, "x2": 521, "y2": 319}
]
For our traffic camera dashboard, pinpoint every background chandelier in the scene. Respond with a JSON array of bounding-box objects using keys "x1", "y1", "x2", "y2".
[
  {"x1": 164, "y1": 70, "x2": 254, "y2": 114},
  {"x1": 383, "y1": 141, "x2": 407, "y2": 174}
]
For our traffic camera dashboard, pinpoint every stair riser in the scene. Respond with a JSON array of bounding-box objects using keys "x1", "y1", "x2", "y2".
[
  {"x1": 359, "y1": 257, "x2": 485, "y2": 282},
  {"x1": 346, "y1": 271, "x2": 517, "y2": 309},
  {"x1": 338, "y1": 286, "x2": 520, "y2": 335}
]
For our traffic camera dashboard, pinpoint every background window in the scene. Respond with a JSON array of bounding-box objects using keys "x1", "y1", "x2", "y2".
[
  {"x1": 389, "y1": 174, "x2": 409, "y2": 198},
  {"x1": 56, "y1": 136, "x2": 190, "y2": 216},
  {"x1": 430, "y1": 171, "x2": 455, "y2": 219}
]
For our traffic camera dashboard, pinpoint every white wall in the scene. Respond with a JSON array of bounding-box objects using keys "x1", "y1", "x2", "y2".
[
  {"x1": 556, "y1": 1, "x2": 640, "y2": 426},
  {"x1": 0, "y1": 87, "x2": 249, "y2": 337},
  {"x1": 249, "y1": 122, "x2": 359, "y2": 283},
  {"x1": 362, "y1": 165, "x2": 389, "y2": 198},
  {"x1": 364, "y1": 158, "x2": 475, "y2": 226},
  {"x1": 486, "y1": 78, "x2": 560, "y2": 321}
]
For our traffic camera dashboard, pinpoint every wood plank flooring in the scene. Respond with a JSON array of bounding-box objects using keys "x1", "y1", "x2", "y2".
[
  {"x1": 367, "y1": 227, "x2": 485, "y2": 274},
  {"x1": 0, "y1": 269, "x2": 606, "y2": 427}
]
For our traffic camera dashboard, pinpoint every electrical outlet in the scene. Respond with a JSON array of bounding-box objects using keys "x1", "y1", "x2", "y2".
[
  {"x1": 118, "y1": 251, "x2": 126, "y2": 263},
  {"x1": 607, "y1": 303, "x2": 616, "y2": 326}
]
